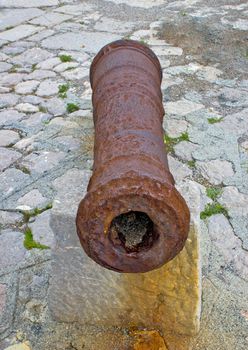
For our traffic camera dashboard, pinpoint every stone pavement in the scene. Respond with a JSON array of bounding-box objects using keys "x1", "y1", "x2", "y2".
[{"x1": 0, "y1": 0, "x2": 247, "y2": 349}]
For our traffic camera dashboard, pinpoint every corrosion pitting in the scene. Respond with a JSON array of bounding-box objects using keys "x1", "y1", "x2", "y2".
[{"x1": 76, "y1": 39, "x2": 190, "y2": 273}]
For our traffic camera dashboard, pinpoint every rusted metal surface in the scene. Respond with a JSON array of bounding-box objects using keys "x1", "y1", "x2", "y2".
[{"x1": 76, "y1": 39, "x2": 190, "y2": 273}]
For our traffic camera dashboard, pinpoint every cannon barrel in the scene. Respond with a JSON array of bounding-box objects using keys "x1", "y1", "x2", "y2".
[{"x1": 76, "y1": 40, "x2": 190, "y2": 273}]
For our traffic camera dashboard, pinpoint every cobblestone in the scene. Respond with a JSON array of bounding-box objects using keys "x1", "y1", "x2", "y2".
[
  {"x1": 0, "y1": 0, "x2": 247, "y2": 349},
  {"x1": 0, "y1": 25, "x2": 41, "y2": 42},
  {"x1": 15, "y1": 80, "x2": 40, "y2": 95},
  {"x1": 0, "y1": 148, "x2": 21, "y2": 171},
  {"x1": 0, "y1": 231, "x2": 26, "y2": 271},
  {"x1": 36, "y1": 79, "x2": 59, "y2": 97},
  {"x1": 0, "y1": 130, "x2": 20, "y2": 146},
  {"x1": 15, "y1": 103, "x2": 39, "y2": 113}
]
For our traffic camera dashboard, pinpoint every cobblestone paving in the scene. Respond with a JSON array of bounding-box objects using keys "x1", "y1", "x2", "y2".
[{"x1": 0, "y1": 0, "x2": 247, "y2": 349}]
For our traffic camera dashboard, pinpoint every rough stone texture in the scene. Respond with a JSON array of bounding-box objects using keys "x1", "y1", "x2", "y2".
[
  {"x1": 0, "y1": 210, "x2": 22, "y2": 226},
  {"x1": 15, "y1": 103, "x2": 39, "y2": 113},
  {"x1": 0, "y1": 274, "x2": 18, "y2": 339},
  {"x1": 0, "y1": 130, "x2": 20, "y2": 146},
  {"x1": 0, "y1": 0, "x2": 247, "y2": 349},
  {"x1": 108, "y1": 0, "x2": 165, "y2": 8},
  {"x1": 219, "y1": 186, "x2": 248, "y2": 217},
  {"x1": 0, "y1": 73, "x2": 25, "y2": 87},
  {"x1": 29, "y1": 12, "x2": 72, "y2": 27},
  {"x1": 0, "y1": 0, "x2": 58, "y2": 7},
  {"x1": 4, "y1": 343, "x2": 31, "y2": 350},
  {"x1": 61, "y1": 67, "x2": 88, "y2": 80},
  {"x1": 165, "y1": 99, "x2": 204, "y2": 116},
  {"x1": 0, "y1": 231, "x2": 26, "y2": 271},
  {"x1": 36, "y1": 80, "x2": 59, "y2": 97},
  {"x1": 20, "y1": 111, "x2": 51, "y2": 128},
  {"x1": 11, "y1": 48, "x2": 53, "y2": 66},
  {"x1": 41, "y1": 32, "x2": 120, "y2": 53},
  {"x1": 163, "y1": 119, "x2": 188, "y2": 138},
  {"x1": 16, "y1": 189, "x2": 48, "y2": 210},
  {"x1": 0, "y1": 8, "x2": 44, "y2": 31},
  {"x1": 0, "y1": 284, "x2": 6, "y2": 314},
  {"x1": 21, "y1": 151, "x2": 65, "y2": 174},
  {"x1": 41, "y1": 97, "x2": 66, "y2": 116},
  {"x1": 0, "y1": 169, "x2": 31, "y2": 207},
  {"x1": 196, "y1": 159, "x2": 235, "y2": 185},
  {"x1": 168, "y1": 155, "x2": 192, "y2": 182},
  {"x1": 29, "y1": 210, "x2": 55, "y2": 248},
  {"x1": 0, "y1": 62, "x2": 12, "y2": 72},
  {"x1": 54, "y1": 62, "x2": 79, "y2": 73},
  {"x1": 36, "y1": 57, "x2": 61, "y2": 70},
  {"x1": 208, "y1": 214, "x2": 248, "y2": 280},
  {"x1": 0, "y1": 148, "x2": 21, "y2": 171},
  {"x1": 0, "y1": 94, "x2": 19, "y2": 109},
  {"x1": 15, "y1": 80, "x2": 40, "y2": 94},
  {"x1": 21, "y1": 95, "x2": 43, "y2": 105},
  {"x1": 174, "y1": 141, "x2": 197, "y2": 161},
  {"x1": 27, "y1": 29, "x2": 55, "y2": 42},
  {"x1": 0, "y1": 25, "x2": 41, "y2": 42},
  {"x1": 24, "y1": 69, "x2": 56, "y2": 81}
]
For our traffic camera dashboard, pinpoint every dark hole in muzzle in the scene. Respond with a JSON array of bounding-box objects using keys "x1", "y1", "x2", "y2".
[{"x1": 109, "y1": 211, "x2": 158, "y2": 252}]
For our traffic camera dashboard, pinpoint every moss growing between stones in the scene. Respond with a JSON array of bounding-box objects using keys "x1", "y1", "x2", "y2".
[
  {"x1": 139, "y1": 39, "x2": 148, "y2": 46},
  {"x1": 67, "y1": 102, "x2": 79, "y2": 113},
  {"x1": 22, "y1": 203, "x2": 53, "y2": 223},
  {"x1": 15, "y1": 164, "x2": 31, "y2": 175},
  {"x1": 207, "y1": 116, "x2": 224, "y2": 124},
  {"x1": 163, "y1": 132, "x2": 189, "y2": 153},
  {"x1": 200, "y1": 202, "x2": 228, "y2": 220},
  {"x1": 206, "y1": 187, "x2": 223, "y2": 200},
  {"x1": 39, "y1": 105, "x2": 47, "y2": 113},
  {"x1": 9, "y1": 64, "x2": 21, "y2": 73},
  {"x1": 187, "y1": 160, "x2": 196, "y2": 168},
  {"x1": 58, "y1": 84, "x2": 69, "y2": 98},
  {"x1": 59, "y1": 54, "x2": 72, "y2": 62},
  {"x1": 23, "y1": 227, "x2": 49, "y2": 250}
]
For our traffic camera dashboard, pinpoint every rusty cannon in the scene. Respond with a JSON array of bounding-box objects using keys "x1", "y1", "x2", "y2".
[{"x1": 76, "y1": 40, "x2": 190, "y2": 273}]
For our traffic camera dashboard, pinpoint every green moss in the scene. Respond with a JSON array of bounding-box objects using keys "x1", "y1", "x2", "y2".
[
  {"x1": 59, "y1": 54, "x2": 72, "y2": 62},
  {"x1": 180, "y1": 132, "x2": 189, "y2": 141},
  {"x1": 39, "y1": 105, "x2": 47, "y2": 113},
  {"x1": 31, "y1": 63, "x2": 37, "y2": 72},
  {"x1": 139, "y1": 39, "x2": 148, "y2": 45},
  {"x1": 163, "y1": 132, "x2": 189, "y2": 152},
  {"x1": 124, "y1": 34, "x2": 131, "y2": 40},
  {"x1": 22, "y1": 203, "x2": 53, "y2": 223},
  {"x1": 32, "y1": 203, "x2": 53, "y2": 216},
  {"x1": 9, "y1": 64, "x2": 21, "y2": 73},
  {"x1": 58, "y1": 84, "x2": 69, "y2": 98},
  {"x1": 15, "y1": 164, "x2": 31, "y2": 175},
  {"x1": 187, "y1": 160, "x2": 196, "y2": 168},
  {"x1": 23, "y1": 227, "x2": 49, "y2": 250},
  {"x1": 206, "y1": 187, "x2": 223, "y2": 201},
  {"x1": 200, "y1": 202, "x2": 228, "y2": 220},
  {"x1": 67, "y1": 102, "x2": 79, "y2": 113},
  {"x1": 207, "y1": 117, "x2": 224, "y2": 124}
]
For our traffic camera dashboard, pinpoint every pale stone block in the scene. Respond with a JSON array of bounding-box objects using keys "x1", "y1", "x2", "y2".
[
  {"x1": 0, "y1": 25, "x2": 41, "y2": 42},
  {"x1": 49, "y1": 170, "x2": 201, "y2": 340}
]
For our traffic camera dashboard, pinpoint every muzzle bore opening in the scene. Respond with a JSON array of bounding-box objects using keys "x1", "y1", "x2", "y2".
[{"x1": 108, "y1": 211, "x2": 158, "y2": 253}]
